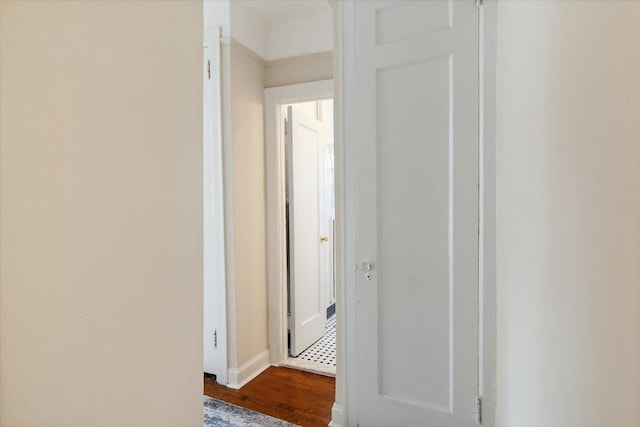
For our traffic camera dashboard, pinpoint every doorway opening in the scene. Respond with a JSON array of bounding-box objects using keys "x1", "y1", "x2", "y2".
[
  {"x1": 279, "y1": 99, "x2": 336, "y2": 377},
  {"x1": 264, "y1": 79, "x2": 335, "y2": 382},
  {"x1": 203, "y1": 0, "x2": 340, "y2": 425}
]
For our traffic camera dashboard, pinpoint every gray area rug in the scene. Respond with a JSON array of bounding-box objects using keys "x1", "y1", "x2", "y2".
[{"x1": 203, "y1": 396, "x2": 300, "y2": 427}]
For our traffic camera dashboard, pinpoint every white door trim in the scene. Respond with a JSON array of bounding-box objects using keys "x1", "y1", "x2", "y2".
[
  {"x1": 478, "y1": 1, "x2": 498, "y2": 425},
  {"x1": 337, "y1": 0, "x2": 497, "y2": 425},
  {"x1": 264, "y1": 79, "x2": 334, "y2": 367},
  {"x1": 335, "y1": 3, "x2": 358, "y2": 425},
  {"x1": 203, "y1": 27, "x2": 228, "y2": 384}
]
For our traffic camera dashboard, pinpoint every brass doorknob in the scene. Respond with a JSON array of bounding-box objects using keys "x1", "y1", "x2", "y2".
[{"x1": 320, "y1": 236, "x2": 329, "y2": 242}]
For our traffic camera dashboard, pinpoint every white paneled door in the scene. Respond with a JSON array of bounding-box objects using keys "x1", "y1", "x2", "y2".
[
  {"x1": 352, "y1": 1, "x2": 480, "y2": 425},
  {"x1": 287, "y1": 105, "x2": 327, "y2": 357}
]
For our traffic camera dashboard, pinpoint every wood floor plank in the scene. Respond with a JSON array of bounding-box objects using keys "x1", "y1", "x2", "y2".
[{"x1": 203, "y1": 366, "x2": 335, "y2": 427}]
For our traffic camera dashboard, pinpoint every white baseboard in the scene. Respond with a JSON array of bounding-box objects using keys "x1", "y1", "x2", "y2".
[
  {"x1": 226, "y1": 349, "x2": 270, "y2": 389},
  {"x1": 328, "y1": 403, "x2": 346, "y2": 427}
]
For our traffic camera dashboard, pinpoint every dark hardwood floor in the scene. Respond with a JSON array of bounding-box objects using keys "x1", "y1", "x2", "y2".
[{"x1": 203, "y1": 366, "x2": 335, "y2": 427}]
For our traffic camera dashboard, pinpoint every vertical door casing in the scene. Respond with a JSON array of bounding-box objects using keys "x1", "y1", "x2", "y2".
[
  {"x1": 203, "y1": 27, "x2": 227, "y2": 382},
  {"x1": 354, "y1": 1, "x2": 480, "y2": 425}
]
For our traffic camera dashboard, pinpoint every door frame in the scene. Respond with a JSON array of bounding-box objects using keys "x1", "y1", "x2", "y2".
[
  {"x1": 336, "y1": 0, "x2": 497, "y2": 425},
  {"x1": 264, "y1": 79, "x2": 334, "y2": 367},
  {"x1": 203, "y1": 27, "x2": 228, "y2": 384}
]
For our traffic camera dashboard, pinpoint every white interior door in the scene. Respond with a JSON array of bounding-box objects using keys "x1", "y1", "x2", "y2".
[
  {"x1": 353, "y1": 1, "x2": 480, "y2": 425},
  {"x1": 287, "y1": 104, "x2": 327, "y2": 357}
]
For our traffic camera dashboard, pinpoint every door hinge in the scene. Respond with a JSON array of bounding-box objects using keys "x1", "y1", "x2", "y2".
[
  {"x1": 284, "y1": 118, "x2": 289, "y2": 137},
  {"x1": 207, "y1": 60, "x2": 211, "y2": 79},
  {"x1": 475, "y1": 0, "x2": 483, "y2": 7},
  {"x1": 213, "y1": 330, "x2": 217, "y2": 348},
  {"x1": 476, "y1": 395, "x2": 483, "y2": 425}
]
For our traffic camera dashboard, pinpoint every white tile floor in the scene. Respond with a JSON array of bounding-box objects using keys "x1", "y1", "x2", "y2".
[
  {"x1": 298, "y1": 315, "x2": 336, "y2": 366},
  {"x1": 281, "y1": 314, "x2": 336, "y2": 377}
]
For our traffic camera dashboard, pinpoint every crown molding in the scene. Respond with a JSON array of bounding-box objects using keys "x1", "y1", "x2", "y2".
[{"x1": 266, "y1": 51, "x2": 333, "y2": 68}]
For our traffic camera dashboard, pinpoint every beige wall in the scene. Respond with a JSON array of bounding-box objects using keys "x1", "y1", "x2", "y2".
[
  {"x1": 226, "y1": 44, "x2": 269, "y2": 368},
  {"x1": 496, "y1": 1, "x2": 640, "y2": 426},
  {"x1": 220, "y1": 41, "x2": 240, "y2": 371},
  {"x1": 0, "y1": 2, "x2": 203, "y2": 427},
  {"x1": 265, "y1": 52, "x2": 333, "y2": 89}
]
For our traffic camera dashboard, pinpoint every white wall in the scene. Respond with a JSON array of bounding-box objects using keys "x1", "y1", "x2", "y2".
[
  {"x1": 0, "y1": 2, "x2": 203, "y2": 426},
  {"x1": 230, "y1": 5, "x2": 269, "y2": 60},
  {"x1": 204, "y1": 0, "x2": 230, "y2": 37},
  {"x1": 229, "y1": 1, "x2": 332, "y2": 62},
  {"x1": 496, "y1": 2, "x2": 640, "y2": 426},
  {"x1": 267, "y1": 11, "x2": 333, "y2": 61}
]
